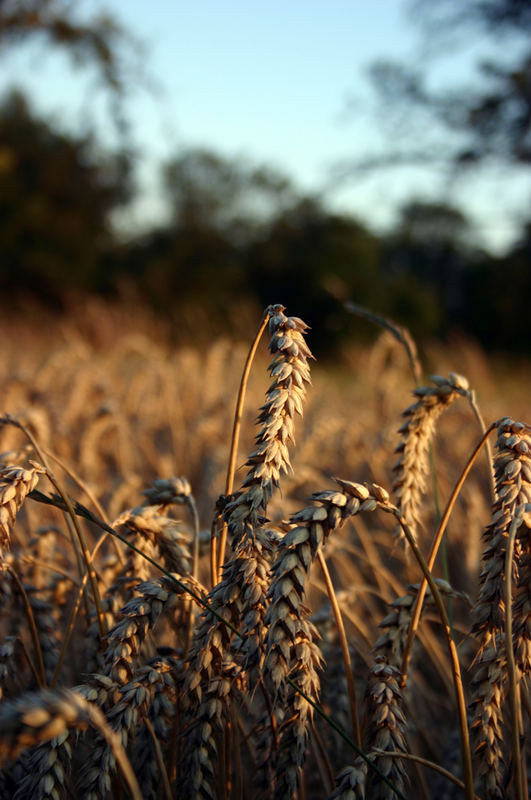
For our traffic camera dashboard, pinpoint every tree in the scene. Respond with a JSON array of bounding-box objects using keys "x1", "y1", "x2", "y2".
[
  {"x1": 382, "y1": 200, "x2": 474, "y2": 333},
  {"x1": 163, "y1": 148, "x2": 296, "y2": 237},
  {"x1": 466, "y1": 222, "x2": 531, "y2": 351},
  {"x1": 335, "y1": 0, "x2": 531, "y2": 353},
  {"x1": 363, "y1": 0, "x2": 531, "y2": 172},
  {"x1": 0, "y1": 1, "x2": 147, "y2": 304},
  {"x1": 0, "y1": 90, "x2": 132, "y2": 301},
  {"x1": 246, "y1": 197, "x2": 383, "y2": 354},
  {"x1": 0, "y1": 0, "x2": 144, "y2": 132}
]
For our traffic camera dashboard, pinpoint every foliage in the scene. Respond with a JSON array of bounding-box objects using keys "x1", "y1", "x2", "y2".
[
  {"x1": 0, "y1": 90, "x2": 132, "y2": 302},
  {"x1": 366, "y1": 0, "x2": 531, "y2": 170},
  {"x1": 1, "y1": 90, "x2": 530, "y2": 355},
  {"x1": 0, "y1": 0, "x2": 143, "y2": 132}
]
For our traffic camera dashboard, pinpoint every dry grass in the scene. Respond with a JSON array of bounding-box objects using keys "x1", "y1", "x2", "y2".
[{"x1": 0, "y1": 300, "x2": 529, "y2": 799}]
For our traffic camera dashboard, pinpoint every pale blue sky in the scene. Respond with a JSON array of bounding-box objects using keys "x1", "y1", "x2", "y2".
[{"x1": 1, "y1": 0, "x2": 528, "y2": 251}]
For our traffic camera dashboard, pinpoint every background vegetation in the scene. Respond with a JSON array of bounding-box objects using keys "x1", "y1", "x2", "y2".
[{"x1": 0, "y1": 0, "x2": 530, "y2": 357}]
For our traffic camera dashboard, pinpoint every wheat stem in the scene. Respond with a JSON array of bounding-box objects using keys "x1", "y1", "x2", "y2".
[
  {"x1": 400, "y1": 423, "x2": 496, "y2": 684},
  {"x1": 3, "y1": 417, "x2": 107, "y2": 638},
  {"x1": 43, "y1": 445, "x2": 126, "y2": 564},
  {"x1": 310, "y1": 720, "x2": 335, "y2": 794},
  {"x1": 51, "y1": 529, "x2": 109, "y2": 688},
  {"x1": 371, "y1": 749, "x2": 483, "y2": 798},
  {"x1": 344, "y1": 301, "x2": 422, "y2": 385},
  {"x1": 317, "y1": 549, "x2": 361, "y2": 748},
  {"x1": 5, "y1": 564, "x2": 46, "y2": 688},
  {"x1": 217, "y1": 309, "x2": 271, "y2": 582},
  {"x1": 17, "y1": 636, "x2": 42, "y2": 688},
  {"x1": 466, "y1": 392, "x2": 496, "y2": 503},
  {"x1": 505, "y1": 511, "x2": 526, "y2": 800},
  {"x1": 144, "y1": 716, "x2": 173, "y2": 800},
  {"x1": 386, "y1": 506, "x2": 474, "y2": 800}
]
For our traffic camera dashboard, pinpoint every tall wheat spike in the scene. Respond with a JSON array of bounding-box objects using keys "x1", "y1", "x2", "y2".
[
  {"x1": 473, "y1": 418, "x2": 531, "y2": 645},
  {"x1": 181, "y1": 304, "x2": 313, "y2": 800},
  {"x1": 470, "y1": 418, "x2": 531, "y2": 799},
  {"x1": 392, "y1": 374, "x2": 470, "y2": 543}
]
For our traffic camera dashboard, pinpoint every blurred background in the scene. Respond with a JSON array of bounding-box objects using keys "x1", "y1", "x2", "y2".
[{"x1": 1, "y1": 0, "x2": 530, "y2": 358}]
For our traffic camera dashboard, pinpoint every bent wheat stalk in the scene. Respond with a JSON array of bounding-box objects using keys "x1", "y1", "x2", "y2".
[
  {"x1": 504, "y1": 506, "x2": 531, "y2": 800},
  {"x1": 0, "y1": 689, "x2": 142, "y2": 800},
  {"x1": 400, "y1": 423, "x2": 496, "y2": 685},
  {"x1": 1, "y1": 416, "x2": 107, "y2": 638}
]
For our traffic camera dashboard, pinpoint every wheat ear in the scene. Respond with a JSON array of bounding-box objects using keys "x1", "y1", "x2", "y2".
[
  {"x1": 469, "y1": 639, "x2": 507, "y2": 799},
  {"x1": 473, "y1": 419, "x2": 531, "y2": 648},
  {"x1": 513, "y1": 506, "x2": 531, "y2": 676},
  {"x1": 0, "y1": 637, "x2": 17, "y2": 700},
  {"x1": 392, "y1": 373, "x2": 470, "y2": 543},
  {"x1": 180, "y1": 305, "x2": 312, "y2": 800},
  {"x1": 102, "y1": 574, "x2": 195, "y2": 683},
  {"x1": 0, "y1": 464, "x2": 45, "y2": 558},
  {"x1": 11, "y1": 730, "x2": 72, "y2": 800},
  {"x1": 263, "y1": 481, "x2": 386, "y2": 799},
  {"x1": 374, "y1": 579, "x2": 467, "y2": 669},
  {"x1": 0, "y1": 689, "x2": 142, "y2": 800},
  {"x1": 328, "y1": 761, "x2": 368, "y2": 799},
  {"x1": 364, "y1": 658, "x2": 408, "y2": 800},
  {"x1": 75, "y1": 661, "x2": 174, "y2": 799}
]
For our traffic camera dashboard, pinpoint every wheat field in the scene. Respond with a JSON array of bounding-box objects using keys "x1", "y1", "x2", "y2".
[{"x1": 0, "y1": 300, "x2": 529, "y2": 800}]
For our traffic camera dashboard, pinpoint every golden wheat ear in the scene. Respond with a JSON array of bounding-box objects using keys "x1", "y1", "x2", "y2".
[
  {"x1": 392, "y1": 373, "x2": 471, "y2": 544},
  {"x1": 180, "y1": 305, "x2": 313, "y2": 800},
  {"x1": 0, "y1": 464, "x2": 45, "y2": 559},
  {"x1": 469, "y1": 419, "x2": 531, "y2": 800}
]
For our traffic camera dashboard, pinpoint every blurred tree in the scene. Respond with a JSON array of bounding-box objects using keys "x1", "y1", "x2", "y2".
[
  {"x1": 382, "y1": 200, "x2": 474, "y2": 333},
  {"x1": 0, "y1": 90, "x2": 132, "y2": 302},
  {"x1": 163, "y1": 148, "x2": 296, "y2": 238},
  {"x1": 0, "y1": 0, "x2": 146, "y2": 306},
  {"x1": 362, "y1": 0, "x2": 531, "y2": 171},
  {"x1": 466, "y1": 222, "x2": 531, "y2": 350},
  {"x1": 0, "y1": 0, "x2": 144, "y2": 133},
  {"x1": 246, "y1": 196, "x2": 384, "y2": 354},
  {"x1": 394, "y1": 201, "x2": 469, "y2": 246},
  {"x1": 116, "y1": 149, "x2": 297, "y2": 329},
  {"x1": 337, "y1": 0, "x2": 531, "y2": 354}
]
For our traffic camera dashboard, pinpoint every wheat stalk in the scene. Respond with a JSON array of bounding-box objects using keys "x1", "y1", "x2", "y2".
[{"x1": 0, "y1": 689, "x2": 142, "y2": 800}]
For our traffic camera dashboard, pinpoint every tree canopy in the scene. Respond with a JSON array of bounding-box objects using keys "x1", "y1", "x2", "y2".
[
  {"x1": 365, "y1": 0, "x2": 531, "y2": 172},
  {"x1": 0, "y1": 90, "x2": 132, "y2": 301},
  {"x1": 0, "y1": 0, "x2": 529, "y2": 356}
]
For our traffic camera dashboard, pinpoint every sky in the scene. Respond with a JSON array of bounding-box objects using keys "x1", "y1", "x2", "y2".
[{"x1": 1, "y1": 0, "x2": 528, "y2": 252}]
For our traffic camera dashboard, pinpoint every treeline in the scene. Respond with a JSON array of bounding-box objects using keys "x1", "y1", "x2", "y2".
[{"x1": 1, "y1": 90, "x2": 529, "y2": 355}]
